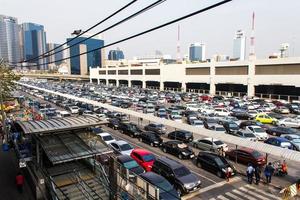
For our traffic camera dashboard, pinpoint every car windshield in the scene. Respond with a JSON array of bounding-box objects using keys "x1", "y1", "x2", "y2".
[
  {"x1": 156, "y1": 179, "x2": 173, "y2": 193},
  {"x1": 174, "y1": 116, "x2": 181, "y2": 119},
  {"x1": 123, "y1": 160, "x2": 139, "y2": 169},
  {"x1": 281, "y1": 142, "x2": 291, "y2": 148},
  {"x1": 103, "y1": 135, "x2": 114, "y2": 141},
  {"x1": 207, "y1": 119, "x2": 217, "y2": 123},
  {"x1": 292, "y1": 139, "x2": 300, "y2": 143},
  {"x1": 216, "y1": 127, "x2": 225, "y2": 131},
  {"x1": 120, "y1": 144, "x2": 133, "y2": 151},
  {"x1": 194, "y1": 121, "x2": 203, "y2": 125},
  {"x1": 244, "y1": 133, "x2": 255, "y2": 138},
  {"x1": 214, "y1": 140, "x2": 224, "y2": 145},
  {"x1": 142, "y1": 154, "x2": 155, "y2": 162},
  {"x1": 214, "y1": 157, "x2": 227, "y2": 167},
  {"x1": 254, "y1": 128, "x2": 264, "y2": 133},
  {"x1": 156, "y1": 124, "x2": 164, "y2": 128},
  {"x1": 229, "y1": 124, "x2": 238, "y2": 128},
  {"x1": 251, "y1": 151, "x2": 262, "y2": 158},
  {"x1": 173, "y1": 166, "x2": 191, "y2": 177}
]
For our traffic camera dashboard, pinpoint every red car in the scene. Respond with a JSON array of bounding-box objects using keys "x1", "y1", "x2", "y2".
[
  {"x1": 130, "y1": 149, "x2": 156, "y2": 172},
  {"x1": 225, "y1": 147, "x2": 266, "y2": 166}
]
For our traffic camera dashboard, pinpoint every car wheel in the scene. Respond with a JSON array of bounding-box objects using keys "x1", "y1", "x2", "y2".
[
  {"x1": 178, "y1": 154, "x2": 183, "y2": 159},
  {"x1": 176, "y1": 187, "x2": 183, "y2": 197},
  {"x1": 280, "y1": 124, "x2": 285, "y2": 127},
  {"x1": 197, "y1": 162, "x2": 202, "y2": 168},
  {"x1": 217, "y1": 171, "x2": 222, "y2": 178},
  {"x1": 150, "y1": 142, "x2": 154, "y2": 147},
  {"x1": 163, "y1": 148, "x2": 167, "y2": 153}
]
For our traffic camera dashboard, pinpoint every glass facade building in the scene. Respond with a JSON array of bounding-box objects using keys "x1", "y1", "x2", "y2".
[
  {"x1": 46, "y1": 43, "x2": 63, "y2": 65},
  {"x1": 0, "y1": 15, "x2": 21, "y2": 65},
  {"x1": 108, "y1": 49, "x2": 124, "y2": 60},
  {"x1": 21, "y1": 23, "x2": 47, "y2": 70},
  {"x1": 189, "y1": 43, "x2": 205, "y2": 62},
  {"x1": 67, "y1": 36, "x2": 104, "y2": 75}
]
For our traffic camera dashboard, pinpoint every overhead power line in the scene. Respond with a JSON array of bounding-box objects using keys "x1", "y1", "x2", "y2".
[
  {"x1": 26, "y1": 0, "x2": 232, "y2": 68},
  {"x1": 19, "y1": 0, "x2": 138, "y2": 64},
  {"x1": 27, "y1": 0, "x2": 166, "y2": 63}
]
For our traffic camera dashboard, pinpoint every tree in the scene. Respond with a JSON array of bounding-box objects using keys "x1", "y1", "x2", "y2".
[{"x1": 0, "y1": 59, "x2": 21, "y2": 140}]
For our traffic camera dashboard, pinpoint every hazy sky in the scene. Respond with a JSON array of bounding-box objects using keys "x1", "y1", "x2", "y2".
[{"x1": 1, "y1": 0, "x2": 300, "y2": 59}]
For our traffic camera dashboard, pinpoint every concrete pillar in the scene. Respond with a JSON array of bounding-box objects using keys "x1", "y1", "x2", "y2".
[
  {"x1": 128, "y1": 80, "x2": 132, "y2": 88},
  {"x1": 116, "y1": 80, "x2": 119, "y2": 87},
  {"x1": 247, "y1": 60, "x2": 256, "y2": 97},
  {"x1": 142, "y1": 81, "x2": 146, "y2": 89},
  {"x1": 247, "y1": 83, "x2": 255, "y2": 97},
  {"x1": 182, "y1": 82, "x2": 186, "y2": 92},
  {"x1": 209, "y1": 61, "x2": 216, "y2": 95},
  {"x1": 89, "y1": 78, "x2": 92, "y2": 83},
  {"x1": 160, "y1": 82, "x2": 164, "y2": 91},
  {"x1": 97, "y1": 79, "x2": 100, "y2": 85},
  {"x1": 106, "y1": 79, "x2": 109, "y2": 86},
  {"x1": 210, "y1": 82, "x2": 216, "y2": 95}
]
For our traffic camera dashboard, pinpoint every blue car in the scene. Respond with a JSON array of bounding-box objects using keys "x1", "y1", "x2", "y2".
[{"x1": 264, "y1": 137, "x2": 293, "y2": 149}]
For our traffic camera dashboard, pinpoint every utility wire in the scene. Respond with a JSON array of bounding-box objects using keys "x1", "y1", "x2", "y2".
[
  {"x1": 27, "y1": 0, "x2": 166, "y2": 63},
  {"x1": 26, "y1": 0, "x2": 232, "y2": 68},
  {"x1": 19, "y1": 0, "x2": 138, "y2": 64}
]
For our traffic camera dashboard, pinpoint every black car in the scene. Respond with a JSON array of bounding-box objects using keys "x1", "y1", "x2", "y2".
[
  {"x1": 195, "y1": 151, "x2": 236, "y2": 178},
  {"x1": 116, "y1": 155, "x2": 144, "y2": 177},
  {"x1": 267, "y1": 112, "x2": 284, "y2": 120},
  {"x1": 223, "y1": 121, "x2": 239, "y2": 134},
  {"x1": 119, "y1": 122, "x2": 141, "y2": 137},
  {"x1": 161, "y1": 140, "x2": 194, "y2": 159},
  {"x1": 144, "y1": 123, "x2": 167, "y2": 135},
  {"x1": 107, "y1": 118, "x2": 120, "y2": 129},
  {"x1": 266, "y1": 126, "x2": 300, "y2": 136},
  {"x1": 231, "y1": 109, "x2": 250, "y2": 120},
  {"x1": 139, "y1": 172, "x2": 180, "y2": 200},
  {"x1": 167, "y1": 130, "x2": 193, "y2": 143},
  {"x1": 285, "y1": 103, "x2": 300, "y2": 114},
  {"x1": 138, "y1": 131, "x2": 163, "y2": 147},
  {"x1": 152, "y1": 157, "x2": 201, "y2": 196}
]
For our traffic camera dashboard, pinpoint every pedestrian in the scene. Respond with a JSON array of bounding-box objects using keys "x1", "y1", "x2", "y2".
[
  {"x1": 254, "y1": 165, "x2": 261, "y2": 185},
  {"x1": 246, "y1": 163, "x2": 255, "y2": 184},
  {"x1": 225, "y1": 167, "x2": 232, "y2": 182},
  {"x1": 15, "y1": 172, "x2": 24, "y2": 193},
  {"x1": 264, "y1": 162, "x2": 274, "y2": 184}
]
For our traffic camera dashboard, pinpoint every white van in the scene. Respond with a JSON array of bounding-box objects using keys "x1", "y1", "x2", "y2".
[{"x1": 57, "y1": 110, "x2": 71, "y2": 118}]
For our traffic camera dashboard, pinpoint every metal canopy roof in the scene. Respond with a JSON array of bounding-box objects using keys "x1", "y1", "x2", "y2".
[{"x1": 16, "y1": 115, "x2": 107, "y2": 134}]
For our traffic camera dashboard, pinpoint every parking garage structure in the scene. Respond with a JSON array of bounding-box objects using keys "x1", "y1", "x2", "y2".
[
  {"x1": 14, "y1": 115, "x2": 112, "y2": 200},
  {"x1": 90, "y1": 57, "x2": 300, "y2": 98}
]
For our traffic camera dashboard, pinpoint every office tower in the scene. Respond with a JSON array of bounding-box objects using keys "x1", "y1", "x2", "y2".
[
  {"x1": 46, "y1": 43, "x2": 63, "y2": 65},
  {"x1": 0, "y1": 15, "x2": 21, "y2": 65},
  {"x1": 67, "y1": 34, "x2": 104, "y2": 75},
  {"x1": 233, "y1": 30, "x2": 246, "y2": 60},
  {"x1": 21, "y1": 22, "x2": 47, "y2": 69},
  {"x1": 108, "y1": 49, "x2": 124, "y2": 60},
  {"x1": 189, "y1": 43, "x2": 206, "y2": 62}
]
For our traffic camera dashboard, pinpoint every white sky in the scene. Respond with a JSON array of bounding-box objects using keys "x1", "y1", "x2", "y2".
[{"x1": 1, "y1": 0, "x2": 300, "y2": 59}]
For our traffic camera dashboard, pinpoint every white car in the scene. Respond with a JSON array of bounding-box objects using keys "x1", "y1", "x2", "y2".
[
  {"x1": 246, "y1": 126, "x2": 269, "y2": 141},
  {"x1": 278, "y1": 118, "x2": 300, "y2": 128},
  {"x1": 214, "y1": 108, "x2": 230, "y2": 117},
  {"x1": 97, "y1": 132, "x2": 116, "y2": 145},
  {"x1": 171, "y1": 115, "x2": 183, "y2": 123},
  {"x1": 110, "y1": 140, "x2": 134, "y2": 156},
  {"x1": 190, "y1": 120, "x2": 204, "y2": 128},
  {"x1": 69, "y1": 106, "x2": 80, "y2": 114},
  {"x1": 199, "y1": 106, "x2": 215, "y2": 115}
]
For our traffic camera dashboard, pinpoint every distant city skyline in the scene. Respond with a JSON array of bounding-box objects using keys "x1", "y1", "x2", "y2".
[{"x1": 1, "y1": 0, "x2": 300, "y2": 60}]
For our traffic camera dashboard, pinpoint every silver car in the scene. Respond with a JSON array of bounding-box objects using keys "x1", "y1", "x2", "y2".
[{"x1": 191, "y1": 137, "x2": 228, "y2": 152}]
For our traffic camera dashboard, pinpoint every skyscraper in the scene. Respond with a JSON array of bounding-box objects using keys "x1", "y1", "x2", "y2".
[
  {"x1": 21, "y1": 23, "x2": 47, "y2": 70},
  {"x1": 46, "y1": 43, "x2": 63, "y2": 65},
  {"x1": 233, "y1": 30, "x2": 246, "y2": 60},
  {"x1": 0, "y1": 14, "x2": 21, "y2": 65},
  {"x1": 189, "y1": 43, "x2": 205, "y2": 62},
  {"x1": 67, "y1": 35, "x2": 104, "y2": 75},
  {"x1": 108, "y1": 49, "x2": 124, "y2": 60}
]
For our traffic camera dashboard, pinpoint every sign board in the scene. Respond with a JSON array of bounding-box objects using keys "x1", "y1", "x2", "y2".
[{"x1": 19, "y1": 159, "x2": 26, "y2": 168}]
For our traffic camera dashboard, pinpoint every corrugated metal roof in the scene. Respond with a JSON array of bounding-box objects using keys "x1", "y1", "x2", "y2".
[{"x1": 16, "y1": 115, "x2": 107, "y2": 134}]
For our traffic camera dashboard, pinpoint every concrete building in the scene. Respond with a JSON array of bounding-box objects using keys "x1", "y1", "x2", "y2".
[
  {"x1": 0, "y1": 15, "x2": 21, "y2": 64},
  {"x1": 90, "y1": 57, "x2": 300, "y2": 100},
  {"x1": 189, "y1": 43, "x2": 205, "y2": 62},
  {"x1": 21, "y1": 22, "x2": 47, "y2": 70},
  {"x1": 67, "y1": 35, "x2": 104, "y2": 75},
  {"x1": 46, "y1": 43, "x2": 63, "y2": 65},
  {"x1": 108, "y1": 48, "x2": 124, "y2": 60},
  {"x1": 233, "y1": 30, "x2": 246, "y2": 60}
]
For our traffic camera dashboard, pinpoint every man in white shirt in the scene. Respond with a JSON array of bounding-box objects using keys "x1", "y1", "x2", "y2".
[{"x1": 246, "y1": 163, "x2": 255, "y2": 184}]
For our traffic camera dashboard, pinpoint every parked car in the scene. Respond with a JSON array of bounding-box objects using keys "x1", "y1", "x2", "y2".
[
  {"x1": 278, "y1": 118, "x2": 300, "y2": 128},
  {"x1": 246, "y1": 126, "x2": 269, "y2": 141},
  {"x1": 214, "y1": 108, "x2": 230, "y2": 117},
  {"x1": 230, "y1": 130, "x2": 257, "y2": 142},
  {"x1": 168, "y1": 130, "x2": 193, "y2": 143},
  {"x1": 107, "y1": 118, "x2": 120, "y2": 129},
  {"x1": 203, "y1": 117, "x2": 219, "y2": 130},
  {"x1": 144, "y1": 123, "x2": 167, "y2": 135},
  {"x1": 130, "y1": 149, "x2": 156, "y2": 172},
  {"x1": 264, "y1": 137, "x2": 293, "y2": 150},
  {"x1": 97, "y1": 132, "x2": 116, "y2": 145},
  {"x1": 191, "y1": 138, "x2": 228, "y2": 152},
  {"x1": 110, "y1": 140, "x2": 134, "y2": 155},
  {"x1": 273, "y1": 106, "x2": 290, "y2": 114},
  {"x1": 281, "y1": 134, "x2": 300, "y2": 150},
  {"x1": 161, "y1": 140, "x2": 195, "y2": 159},
  {"x1": 195, "y1": 151, "x2": 236, "y2": 178},
  {"x1": 68, "y1": 106, "x2": 80, "y2": 114},
  {"x1": 223, "y1": 121, "x2": 239, "y2": 134},
  {"x1": 255, "y1": 114, "x2": 278, "y2": 124},
  {"x1": 225, "y1": 148, "x2": 266, "y2": 166},
  {"x1": 119, "y1": 122, "x2": 141, "y2": 137},
  {"x1": 152, "y1": 157, "x2": 201, "y2": 196},
  {"x1": 190, "y1": 120, "x2": 204, "y2": 128},
  {"x1": 266, "y1": 126, "x2": 300, "y2": 136},
  {"x1": 138, "y1": 131, "x2": 163, "y2": 147},
  {"x1": 139, "y1": 172, "x2": 180, "y2": 200},
  {"x1": 117, "y1": 155, "x2": 144, "y2": 177}
]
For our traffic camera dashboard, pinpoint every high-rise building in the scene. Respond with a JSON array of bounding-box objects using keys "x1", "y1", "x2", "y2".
[
  {"x1": 67, "y1": 35, "x2": 104, "y2": 75},
  {"x1": 108, "y1": 49, "x2": 124, "y2": 60},
  {"x1": 46, "y1": 43, "x2": 63, "y2": 65},
  {"x1": 21, "y1": 22, "x2": 47, "y2": 70},
  {"x1": 189, "y1": 43, "x2": 205, "y2": 62},
  {"x1": 233, "y1": 30, "x2": 246, "y2": 60},
  {"x1": 0, "y1": 14, "x2": 21, "y2": 65}
]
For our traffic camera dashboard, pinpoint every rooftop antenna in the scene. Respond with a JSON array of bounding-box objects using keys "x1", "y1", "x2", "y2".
[
  {"x1": 176, "y1": 24, "x2": 181, "y2": 62},
  {"x1": 249, "y1": 12, "x2": 256, "y2": 59}
]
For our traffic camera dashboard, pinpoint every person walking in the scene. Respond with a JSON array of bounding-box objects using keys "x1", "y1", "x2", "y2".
[
  {"x1": 15, "y1": 172, "x2": 24, "y2": 193},
  {"x1": 225, "y1": 166, "x2": 233, "y2": 182},
  {"x1": 246, "y1": 163, "x2": 255, "y2": 184},
  {"x1": 264, "y1": 162, "x2": 274, "y2": 184},
  {"x1": 254, "y1": 165, "x2": 261, "y2": 185}
]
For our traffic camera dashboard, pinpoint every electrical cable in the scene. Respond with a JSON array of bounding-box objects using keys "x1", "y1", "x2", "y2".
[
  {"x1": 19, "y1": 0, "x2": 138, "y2": 64},
  {"x1": 25, "y1": 0, "x2": 232, "y2": 68}
]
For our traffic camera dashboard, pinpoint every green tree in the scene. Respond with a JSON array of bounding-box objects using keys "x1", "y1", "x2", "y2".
[{"x1": 0, "y1": 59, "x2": 21, "y2": 139}]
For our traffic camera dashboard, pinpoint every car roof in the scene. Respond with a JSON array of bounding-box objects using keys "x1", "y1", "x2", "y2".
[
  {"x1": 117, "y1": 155, "x2": 134, "y2": 163},
  {"x1": 237, "y1": 147, "x2": 256, "y2": 153},
  {"x1": 139, "y1": 172, "x2": 166, "y2": 183},
  {"x1": 97, "y1": 132, "x2": 111, "y2": 137},
  {"x1": 132, "y1": 149, "x2": 152, "y2": 156},
  {"x1": 203, "y1": 137, "x2": 220, "y2": 142},
  {"x1": 113, "y1": 140, "x2": 128, "y2": 145},
  {"x1": 157, "y1": 157, "x2": 183, "y2": 169}
]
